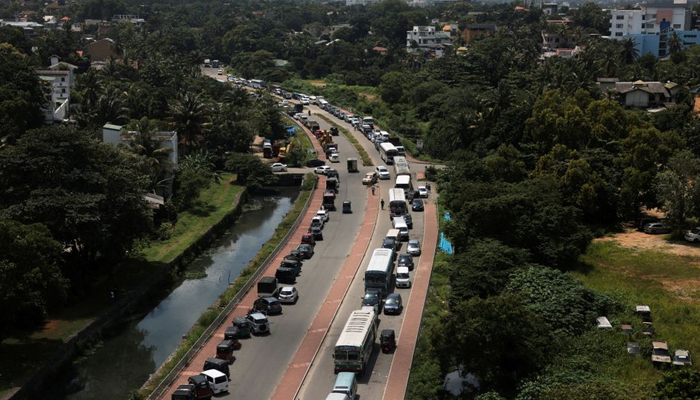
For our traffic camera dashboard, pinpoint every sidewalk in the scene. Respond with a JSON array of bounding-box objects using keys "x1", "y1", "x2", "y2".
[
  {"x1": 382, "y1": 202, "x2": 438, "y2": 400},
  {"x1": 270, "y1": 193, "x2": 380, "y2": 400}
]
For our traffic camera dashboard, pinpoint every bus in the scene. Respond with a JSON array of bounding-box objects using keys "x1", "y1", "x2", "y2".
[
  {"x1": 379, "y1": 142, "x2": 398, "y2": 165},
  {"x1": 393, "y1": 156, "x2": 410, "y2": 177},
  {"x1": 389, "y1": 188, "x2": 407, "y2": 215},
  {"x1": 249, "y1": 79, "x2": 267, "y2": 89},
  {"x1": 395, "y1": 175, "x2": 412, "y2": 191},
  {"x1": 334, "y1": 308, "x2": 377, "y2": 374},
  {"x1": 364, "y1": 248, "x2": 394, "y2": 294}
]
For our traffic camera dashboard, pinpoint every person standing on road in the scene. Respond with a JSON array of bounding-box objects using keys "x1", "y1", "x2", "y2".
[
  {"x1": 381, "y1": 199, "x2": 385, "y2": 210},
  {"x1": 308, "y1": 109, "x2": 311, "y2": 116},
  {"x1": 371, "y1": 185, "x2": 376, "y2": 195}
]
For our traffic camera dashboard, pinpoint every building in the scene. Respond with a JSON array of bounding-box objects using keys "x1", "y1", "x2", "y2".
[
  {"x1": 346, "y1": 0, "x2": 380, "y2": 5},
  {"x1": 463, "y1": 24, "x2": 497, "y2": 45},
  {"x1": 86, "y1": 38, "x2": 120, "y2": 61},
  {"x1": 406, "y1": 25, "x2": 453, "y2": 58},
  {"x1": 102, "y1": 124, "x2": 178, "y2": 167},
  {"x1": 626, "y1": 29, "x2": 700, "y2": 57},
  {"x1": 609, "y1": 3, "x2": 691, "y2": 39},
  {"x1": 36, "y1": 55, "x2": 77, "y2": 123},
  {"x1": 599, "y1": 80, "x2": 680, "y2": 109}
]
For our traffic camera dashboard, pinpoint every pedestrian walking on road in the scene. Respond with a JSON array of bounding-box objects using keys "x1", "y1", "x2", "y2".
[
  {"x1": 308, "y1": 109, "x2": 311, "y2": 116},
  {"x1": 427, "y1": 182, "x2": 431, "y2": 192},
  {"x1": 371, "y1": 185, "x2": 376, "y2": 195},
  {"x1": 381, "y1": 199, "x2": 385, "y2": 210}
]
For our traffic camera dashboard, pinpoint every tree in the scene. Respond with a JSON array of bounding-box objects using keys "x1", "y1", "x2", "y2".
[
  {"x1": 0, "y1": 219, "x2": 68, "y2": 335},
  {"x1": 0, "y1": 125, "x2": 152, "y2": 269},
  {"x1": 127, "y1": 118, "x2": 175, "y2": 193},
  {"x1": 571, "y1": 2, "x2": 610, "y2": 34},
  {"x1": 169, "y1": 92, "x2": 211, "y2": 151},
  {"x1": 656, "y1": 370, "x2": 700, "y2": 399},
  {"x1": 621, "y1": 37, "x2": 639, "y2": 64},
  {"x1": 0, "y1": 43, "x2": 45, "y2": 141},
  {"x1": 654, "y1": 150, "x2": 700, "y2": 229},
  {"x1": 225, "y1": 152, "x2": 278, "y2": 191}
]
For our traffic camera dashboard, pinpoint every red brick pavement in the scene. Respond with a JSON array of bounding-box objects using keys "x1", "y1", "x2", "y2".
[
  {"x1": 382, "y1": 202, "x2": 438, "y2": 400},
  {"x1": 270, "y1": 193, "x2": 380, "y2": 400}
]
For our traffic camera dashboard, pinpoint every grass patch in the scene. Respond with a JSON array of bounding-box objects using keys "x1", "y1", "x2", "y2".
[
  {"x1": 141, "y1": 173, "x2": 244, "y2": 264},
  {"x1": 139, "y1": 173, "x2": 317, "y2": 398},
  {"x1": 571, "y1": 241, "x2": 700, "y2": 387},
  {"x1": 315, "y1": 114, "x2": 373, "y2": 167}
]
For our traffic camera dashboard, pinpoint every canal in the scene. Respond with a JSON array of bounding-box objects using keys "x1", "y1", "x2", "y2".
[{"x1": 44, "y1": 187, "x2": 300, "y2": 400}]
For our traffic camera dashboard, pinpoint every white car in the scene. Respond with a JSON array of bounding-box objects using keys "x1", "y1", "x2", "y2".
[
  {"x1": 375, "y1": 166, "x2": 390, "y2": 180},
  {"x1": 277, "y1": 286, "x2": 299, "y2": 304},
  {"x1": 278, "y1": 101, "x2": 288, "y2": 107},
  {"x1": 329, "y1": 153, "x2": 340, "y2": 163},
  {"x1": 315, "y1": 166, "x2": 332, "y2": 175},
  {"x1": 316, "y1": 209, "x2": 329, "y2": 223},
  {"x1": 217, "y1": 69, "x2": 223, "y2": 75},
  {"x1": 685, "y1": 227, "x2": 700, "y2": 242},
  {"x1": 271, "y1": 163, "x2": 287, "y2": 172},
  {"x1": 407, "y1": 239, "x2": 421, "y2": 256},
  {"x1": 294, "y1": 113, "x2": 304, "y2": 120},
  {"x1": 417, "y1": 186, "x2": 429, "y2": 198},
  {"x1": 301, "y1": 97, "x2": 310, "y2": 105}
]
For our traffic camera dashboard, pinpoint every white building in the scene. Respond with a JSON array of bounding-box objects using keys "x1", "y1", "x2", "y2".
[
  {"x1": 406, "y1": 25, "x2": 453, "y2": 57},
  {"x1": 609, "y1": 3, "x2": 691, "y2": 39},
  {"x1": 346, "y1": 0, "x2": 380, "y2": 5},
  {"x1": 102, "y1": 124, "x2": 179, "y2": 167},
  {"x1": 36, "y1": 55, "x2": 77, "y2": 123}
]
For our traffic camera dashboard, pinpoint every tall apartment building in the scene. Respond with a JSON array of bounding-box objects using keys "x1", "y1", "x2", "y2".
[{"x1": 609, "y1": 2, "x2": 691, "y2": 39}]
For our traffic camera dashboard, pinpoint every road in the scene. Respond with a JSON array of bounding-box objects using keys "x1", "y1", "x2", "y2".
[{"x1": 292, "y1": 103, "x2": 432, "y2": 400}]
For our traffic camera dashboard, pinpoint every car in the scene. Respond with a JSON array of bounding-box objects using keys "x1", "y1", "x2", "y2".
[
  {"x1": 253, "y1": 296, "x2": 283, "y2": 315},
  {"x1": 384, "y1": 293, "x2": 403, "y2": 315},
  {"x1": 217, "y1": 69, "x2": 223, "y2": 75},
  {"x1": 397, "y1": 253, "x2": 415, "y2": 271},
  {"x1": 306, "y1": 159, "x2": 325, "y2": 168},
  {"x1": 297, "y1": 243, "x2": 314, "y2": 259},
  {"x1": 412, "y1": 198, "x2": 424, "y2": 212},
  {"x1": 402, "y1": 212, "x2": 413, "y2": 229},
  {"x1": 315, "y1": 165, "x2": 332, "y2": 175},
  {"x1": 301, "y1": 97, "x2": 310, "y2": 105},
  {"x1": 673, "y1": 349, "x2": 692, "y2": 366},
  {"x1": 685, "y1": 227, "x2": 700, "y2": 242},
  {"x1": 284, "y1": 250, "x2": 304, "y2": 263},
  {"x1": 311, "y1": 216, "x2": 325, "y2": 229},
  {"x1": 362, "y1": 172, "x2": 378, "y2": 185},
  {"x1": 294, "y1": 113, "x2": 304, "y2": 120},
  {"x1": 329, "y1": 153, "x2": 340, "y2": 163},
  {"x1": 246, "y1": 312, "x2": 270, "y2": 335},
  {"x1": 301, "y1": 233, "x2": 315, "y2": 245},
  {"x1": 309, "y1": 225, "x2": 323, "y2": 240},
  {"x1": 271, "y1": 163, "x2": 287, "y2": 172},
  {"x1": 326, "y1": 169, "x2": 340, "y2": 180},
  {"x1": 362, "y1": 288, "x2": 382, "y2": 313},
  {"x1": 417, "y1": 186, "x2": 429, "y2": 198},
  {"x1": 316, "y1": 209, "x2": 329, "y2": 223},
  {"x1": 277, "y1": 286, "x2": 299, "y2": 304},
  {"x1": 382, "y1": 237, "x2": 399, "y2": 251},
  {"x1": 375, "y1": 166, "x2": 390, "y2": 180},
  {"x1": 652, "y1": 341, "x2": 672, "y2": 365},
  {"x1": 407, "y1": 239, "x2": 421, "y2": 256},
  {"x1": 342, "y1": 200, "x2": 352, "y2": 214},
  {"x1": 644, "y1": 222, "x2": 672, "y2": 234}
]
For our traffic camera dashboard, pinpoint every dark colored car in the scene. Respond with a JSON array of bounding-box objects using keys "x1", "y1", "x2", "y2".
[
  {"x1": 216, "y1": 339, "x2": 235, "y2": 363},
  {"x1": 253, "y1": 296, "x2": 283, "y2": 315},
  {"x1": 380, "y1": 329, "x2": 396, "y2": 354},
  {"x1": 297, "y1": 243, "x2": 314, "y2": 259},
  {"x1": 342, "y1": 200, "x2": 352, "y2": 214},
  {"x1": 326, "y1": 169, "x2": 340, "y2": 180},
  {"x1": 644, "y1": 222, "x2": 672, "y2": 234},
  {"x1": 284, "y1": 250, "x2": 304, "y2": 263},
  {"x1": 301, "y1": 233, "x2": 316, "y2": 245},
  {"x1": 637, "y1": 217, "x2": 659, "y2": 231},
  {"x1": 382, "y1": 237, "x2": 399, "y2": 251},
  {"x1": 384, "y1": 293, "x2": 403, "y2": 315},
  {"x1": 187, "y1": 375, "x2": 214, "y2": 399},
  {"x1": 397, "y1": 254, "x2": 415, "y2": 271},
  {"x1": 309, "y1": 225, "x2": 323, "y2": 240},
  {"x1": 306, "y1": 158, "x2": 325, "y2": 168},
  {"x1": 223, "y1": 326, "x2": 242, "y2": 348},
  {"x1": 412, "y1": 199, "x2": 424, "y2": 212},
  {"x1": 402, "y1": 212, "x2": 413, "y2": 229},
  {"x1": 172, "y1": 385, "x2": 197, "y2": 400},
  {"x1": 362, "y1": 288, "x2": 383, "y2": 313}
]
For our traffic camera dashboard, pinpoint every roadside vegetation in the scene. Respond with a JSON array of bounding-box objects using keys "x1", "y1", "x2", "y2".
[{"x1": 315, "y1": 114, "x2": 373, "y2": 166}]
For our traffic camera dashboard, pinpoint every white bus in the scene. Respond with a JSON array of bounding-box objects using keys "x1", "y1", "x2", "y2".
[
  {"x1": 389, "y1": 188, "x2": 407, "y2": 215},
  {"x1": 395, "y1": 175, "x2": 412, "y2": 191},
  {"x1": 379, "y1": 142, "x2": 398, "y2": 165},
  {"x1": 249, "y1": 79, "x2": 267, "y2": 89},
  {"x1": 334, "y1": 308, "x2": 377, "y2": 374},
  {"x1": 364, "y1": 248, "x2": 394, "y2": 294},
  {"x1": 393, "y1": 156, "x2": 410, "y2": 177}
]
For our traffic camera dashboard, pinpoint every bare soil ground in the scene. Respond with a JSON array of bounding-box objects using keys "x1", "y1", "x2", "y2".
[{"x1": 595, "y1": 226, "x2": 700, "y2": 257}]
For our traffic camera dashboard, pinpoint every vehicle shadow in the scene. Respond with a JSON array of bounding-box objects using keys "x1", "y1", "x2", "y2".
[{"x1": 355, "y1": 343, "x2": 382, "y2": 385}]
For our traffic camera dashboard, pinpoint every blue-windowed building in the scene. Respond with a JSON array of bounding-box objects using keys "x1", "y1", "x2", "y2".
[{"x1": 625, "y1": 29, "x2": 700, "y2": 57}]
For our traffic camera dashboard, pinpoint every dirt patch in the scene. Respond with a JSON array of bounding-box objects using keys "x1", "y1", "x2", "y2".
[
  {"x1": 595, "y1": 227, "x2": 700, "y2": 257},
  {"x1": 661, "y1": 279, "x2": 700, "y2": 301},
  {"x1": 308, "y1": 80, "x2": 326, "y2": 87},
  {"x1": 359, "y1": 92, "x2": 377, "y2": 101}
]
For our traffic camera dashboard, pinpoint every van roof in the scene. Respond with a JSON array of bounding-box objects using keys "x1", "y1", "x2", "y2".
[
  {"x1": 396, "y1": 266, "x2": 410, "y2": 273},
  {"x1": 201, "y1": 369, "x2": 226, "y2": 378},
  {"x1": 387, "y1": 228, "x2": 400, "y2": 237}
]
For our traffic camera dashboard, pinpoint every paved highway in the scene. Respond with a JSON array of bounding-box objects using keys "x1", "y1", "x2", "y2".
[{"x1": 293, "y1": 104, "x2": 431, "y2": 400}]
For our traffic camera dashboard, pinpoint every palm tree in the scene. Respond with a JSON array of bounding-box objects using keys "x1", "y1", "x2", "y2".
[
  {"x1": 168, "y1": 92, "x2": 211, "y2": 151},
  {"x1": 621, "y1": 37, "x2": 639, "y2": 64},
  {"x1": 95, "y1": 86, "x2": 130, "y2": 126},
  {"x1": 74, "y1": 68, "x2": 102, "y2": 109},
  {"x1": 668, "y1": 32, "x2": 682, "y2": 56},
  {"x1": 129, "y1": 120, "x2": 174, "y2": 193}
]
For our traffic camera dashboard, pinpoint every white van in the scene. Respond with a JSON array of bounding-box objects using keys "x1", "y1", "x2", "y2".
[
  {"x1": 386, "y1": 229, "x2": 400, "y2": 244},
  {"x1": 332, "y1": 372, "x2": 357, "y2": 399},
  {"x1": 396, "y1": 266, "x2": 411, "y2": 288},
  {"x1": 363, "y1": 116, "x2": 374, "y2": 126},
  {"x1": 380, "y1": 131, "x2": 390, "y2": 141},
  {"x1": 201, "y1": 369, "x2": 229, "y2": 394},
  {"x1": 393, "y1": 216, "x2": 409, "y2": 241},
  {"x1": 319, "y1": 99, "x2": 329, "y2": 109},
  {"x1": 325, "y1": 394, "x2": 350, "y2": 400}
]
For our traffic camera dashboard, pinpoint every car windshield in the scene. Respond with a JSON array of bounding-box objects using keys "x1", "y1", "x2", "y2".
[
  {"x1": 397, "y1": 272, "x2": 409, "y2": 278},
  {"x1": 387, "y1": 297, "x2": 399, "y2": 305},
  {"x1": 363, "y1": 294, "x2": 378, "y2": 304},
  {"x1": 281, "y1": 289, "x2": 292, "y2": 296},
  {"x1": 653, "y1": 348, "x2": 670, "y2": 356}
]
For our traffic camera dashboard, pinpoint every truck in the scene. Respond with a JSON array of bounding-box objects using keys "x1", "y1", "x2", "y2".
[
  {"x1": 263, "y1": 140, "x2": 273, "y2": 159},
  {"x1": 204, "y1": 58, "x2": 211, "y2": 67},
  {"x1": 308, "y1": 120, "x2": 320, "y2": 133},
  {"x1": 347, "y1": 158, "x2": 358, "y2": 172},
  {"x1": 211, "y1": 59, "x2": 219, "y2": 68},
  {"x1": 323, "y1": 190, "x2": 336, "y2": 211},
  {"x1": 294, "y1": 103, "x2": 304, "y2": 114},
  {"x1": 257, "y1": 276, "x2": 278, "y2": 298}
]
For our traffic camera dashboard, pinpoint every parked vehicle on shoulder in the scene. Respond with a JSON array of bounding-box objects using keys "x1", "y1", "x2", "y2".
[
  {"x1": 306, "y1": 158, "x2": 325, "y2": 168},
  {"x1": 200, "y1": 370, "x2": 228, "y2": 394},
  {"x1": 203, "y1": 358, "x2": 230, "y2": 378},
  {"x1": 215, "y1": 340, "x2": 235, "y2": 363},
  {"x1": 301, "y1": 233, "x2": 316, "y2": 245},
  {"x1": 309, "y1": 225, "x2": 324, "y2": 240},
  {"x1": 384, "y1": 293, "x2": 403, "y2": 315},
  {"x1": 271, "y1": 163, "x2": 287, "y2": 172},
  {"x1": 186, "y1": 375, "x2": 214, "y2": 399},
  {"x1": 316, "y1": 209, "x2": 329, "y2": 223},
  {"x1": 407, "y1": 239, "x2": 421, "y2": 256},
  {"x1": 233, "y1": 316, "x2": 252, "y2": 338},
  {"x1": 297, "y1": 243, "x2": 314, "y2": 259},
  {"x1": 685, "y1": 227, "x2": 700, "y2": 242},
  {"x1": 311, "y1": 216, "x2": 325, "y2": 229},
  {"x1": 253, "y1": 296, "x2": 283, "y2": 315},
  {"x1": 417, "y1": 186, "x2": 429, "y2": 198},
  {"x1": 316, "y1": 165, "x2": 332, "y2": 175},
  {"x1": 246, "y1": 312, "x2": 271, "y2": 335},
  {"x1": 277, "y1": 286, "x2": 299, "y2": 304},
  {"x1": 644, "y1": 222, "x2": 672, "y2": 234}
]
